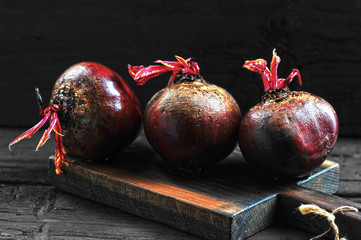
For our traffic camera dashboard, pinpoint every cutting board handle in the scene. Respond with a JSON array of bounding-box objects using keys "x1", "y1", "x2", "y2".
[{"x1": 278, "y1": 186, "x2": 361, "y2": 239}]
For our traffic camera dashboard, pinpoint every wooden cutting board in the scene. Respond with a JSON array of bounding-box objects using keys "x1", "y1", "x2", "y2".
[{"x1": 48, "y1": 132, "x2": 361, "y2": 240}]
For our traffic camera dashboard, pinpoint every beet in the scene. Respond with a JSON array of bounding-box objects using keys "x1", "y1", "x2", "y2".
[
  {"x1": 129, "y1": 56, "x2": 241, "y2": 169},
  {"x1": 9, "y1": 62, "x2": 142, "y2": 174},
  {"x1": 239, "y1": 50, "x2": 338, "y2": 178}
]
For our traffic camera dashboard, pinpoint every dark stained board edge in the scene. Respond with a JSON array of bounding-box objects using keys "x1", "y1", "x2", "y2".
[
  {"x1": 231, "y1": 160, "x2": 340, "y2": 240},
  {"x1": 48, "y1": 157, "x2": 340, "y2": 240},
  {"x1": 48, "y1": 159, "x2": 233, "y2": 239},
  {"x1": 278, "y1": 187, "x2": 361, "y2": 239},
  {"x1": 295, "y1": 160, "x2": 339, "y2": 194},
  {"x1": 231, "y1": 193, "x2": 277, "y2": 239}
]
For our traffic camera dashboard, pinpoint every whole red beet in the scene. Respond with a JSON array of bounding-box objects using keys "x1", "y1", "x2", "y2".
[
  {"x1": 129, "y1": 56, "x2": 241, "y2": 169},
  {"x1": 9, "y1": 62, "x2": 142, "y2": 174},
  {"x1": 239, "y1": 50, "x2": 338, "y2": 178}
]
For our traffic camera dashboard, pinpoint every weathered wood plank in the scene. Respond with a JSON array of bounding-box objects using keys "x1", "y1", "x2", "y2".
[
  {"x1": 328, "y1": 138, "x2": 361, "y2": 197},
  {"x1": 0, "y1": 183, "x2": 318, "y2": 240},
  {"x1": 0, "y1": 129, "x2": 54, "y2": 184},
  {"x1": 0, "y1": 184, "x2": 202, "y2": 240},
  {"x1": 328, "y1": 138, "x2": 361, "y2": 181},
  {"x1": 2, "y1": 128, "x2": 361, "y2": 239},
  {"x1": 249, "y1": 224, "x2": 314, "y2": 240},
  {"x1": 47, "y1": 131, "x2": 340, "y2": 240},
  {"x1": 337, "y1": 181, "x2": 361, "y2": 197},
  {"x1": 346, "y1": 197, "x2": 361, "y2": 204}
]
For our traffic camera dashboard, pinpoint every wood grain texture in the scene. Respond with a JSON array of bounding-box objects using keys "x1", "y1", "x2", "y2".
[
  {"x1": 327, "y1": 138, "x2": 361, "y2": 197},
  {"x1": 0, "y1": 183, "x2": 321, "y2": 240},
  {"x1": 47, "y1": 132, "x2": 340, "y2": 240},
  {"x1": 0, "y1": 184, "x2": 201, "y2": 240},
  {"x1": 2, "y1": 128, "x2": 361, "y2": 239},
  {"x1": 1, "y1": 0, "x2": 361, "y2": 137},
  {"x1": 0, "y1": 128, "x2": 55, "y2": 184}
]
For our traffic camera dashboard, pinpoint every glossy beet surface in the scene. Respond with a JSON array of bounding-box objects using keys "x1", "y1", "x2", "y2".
[
  {"x1": 144, "y1": 77, "x2": 241, "y2": 169},
  {"x1": 50, "y1": 62, "x2": 142, "y2": 160},
  {"x1": 239, "y1": 89, "x2": 338, "y2": 178}
]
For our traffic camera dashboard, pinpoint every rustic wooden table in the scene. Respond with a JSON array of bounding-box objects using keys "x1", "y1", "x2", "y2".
[{"x1": 1, "y1": 128, "x2": 360, "y2": 239}]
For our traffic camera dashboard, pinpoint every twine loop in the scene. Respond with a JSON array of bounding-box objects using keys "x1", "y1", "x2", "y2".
[{"x1": 299, "y1": 204, "x2": 358, "y2": 240}]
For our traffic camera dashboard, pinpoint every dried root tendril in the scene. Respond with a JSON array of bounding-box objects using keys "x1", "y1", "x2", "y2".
[
  {"x1": 299, "y1": 204, "x2": 359, "y2": 240},
  {"x1": 9, "y1": 104, "x2": 68, "y2": 175}
]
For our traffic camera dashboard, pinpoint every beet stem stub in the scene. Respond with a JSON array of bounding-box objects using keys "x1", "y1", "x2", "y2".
[
  {"x1": 9, "y1": 104, "x2": 67, "y2": 175},
  {"x1": 128, "y1": 55, "x2": 200, "y2": 87}
]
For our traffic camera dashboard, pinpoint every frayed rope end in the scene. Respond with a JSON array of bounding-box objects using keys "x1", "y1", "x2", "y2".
[{"x1": 298, "y1": 204, "x2": 358, "y2": 240}]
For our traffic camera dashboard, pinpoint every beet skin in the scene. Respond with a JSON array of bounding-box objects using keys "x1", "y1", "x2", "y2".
[
  {"x1": 239, "y1": 89, "x2": 338, "y2": 178},
  {"x1": 50, "y1": 62, "x2": 142, "y2": 161},
  {"x1": 144, "y1": 77, "x2": 241, "y2": 169},
  {"x1": 128, "y1": 56, "x2": 241, "y2": 169},
  {"x1": 240, "y1": 50, "x2": 338, "y2": 178}
]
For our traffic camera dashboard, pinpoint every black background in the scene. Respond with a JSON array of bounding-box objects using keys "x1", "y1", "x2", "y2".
[{"x1": 1, "y1": 0, "x2": 360, "y2": 137}]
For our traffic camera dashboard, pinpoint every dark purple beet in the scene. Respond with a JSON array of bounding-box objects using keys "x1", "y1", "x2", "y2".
[
  {"x1": 9, "y1": 62, "x2": 142, "y2": 174},
  {"x1": 50, "y1": 62, "x2": 142, "y2": 160},
  {"x1": 239, "y1": 51, "x2": 338, "y2": 178},
  {"x1": 144, "y1": 77, "x2": 241, "y2": 169},
  {"x1": 129, "y1": 56, "x2": 241, "y2": 169}
]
